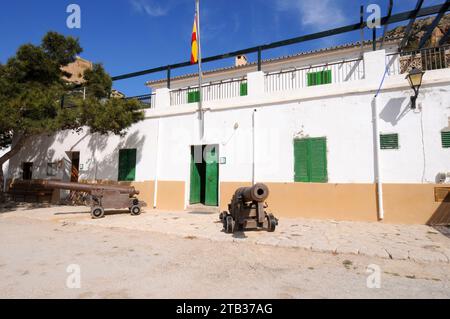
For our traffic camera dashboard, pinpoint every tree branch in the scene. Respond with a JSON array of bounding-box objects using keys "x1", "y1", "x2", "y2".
[{"x1": 0, "y1": 135, "x2": 28, "y2": 165}]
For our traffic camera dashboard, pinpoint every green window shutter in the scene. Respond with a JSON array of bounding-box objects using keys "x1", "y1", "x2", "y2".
[
  {"x1": 309, "y1": 138, "x2": 328, "y2": 183},
  {"x1": 324, "y1": 70, "x2": 332, "y2": 84},
  {"x1": 118, "y1": 149, "x2": 137, "y2": 181},
  {"x1": 294, "y1": 138, "x2": 328, "y2": 183},
  {"x1": 442, "y1": 131, "x2": 450, "y2": 148},
  {"x1": 118, "y1": 149, "x2": 127, "y2": 181},
  {"x1": 307, "y1": 70, "x2": 332, "y2": 87},
  {"x1": 294, "y1": 139, "x2": 310, "y2": 182},
  {"x1": 187, "y1": 90, "x2": 200, "y2": 103},
  {"x1": 380, "y1": 134, "x2": 399, "y2": 150},
  {"x1": 317, "y1": 71, "x2": 323, "y2": 85},
  {"x1": 240, "y1": 82, "x2": 248, "y2": 96}
]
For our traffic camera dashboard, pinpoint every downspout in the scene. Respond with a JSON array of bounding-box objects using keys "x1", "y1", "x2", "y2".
[
  {"x1": 373, "y1": 66, "x2": 389, "y2": 221},
  {"x1": 372, "y1": 96, "x2": 384, "y2": 221},
  {"x1": 252, "y1": 109, "x2": 257, "y2": 186},
  {"x1": 153, "y1": 118, "x2": 161, "y2": 209}
]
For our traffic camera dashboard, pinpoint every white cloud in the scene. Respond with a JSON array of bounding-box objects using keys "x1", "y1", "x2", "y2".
[
  {"x1": 130, "y1": 0, "x2": 169, "y2": 17},
  {"x1": 275, "y1": 0, "x2": 348, "y2": 30}
]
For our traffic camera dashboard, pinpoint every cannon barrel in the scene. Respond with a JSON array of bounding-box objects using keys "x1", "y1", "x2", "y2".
[
  {"x1": 39, "y1": 180, "x2": 139, "y2": 196},
  {"x1": 238, "y1": 183, "x2": 269, "y2": 203}
]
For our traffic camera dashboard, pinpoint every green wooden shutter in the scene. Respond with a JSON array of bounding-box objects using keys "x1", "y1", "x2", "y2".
[
  {"x1": 118, "y1": 149, "x2": 127, "y2": 181},
  {"x1": 307, "y1": 73, "x2": 313, "y2": 86},
  {"x1": 189, "y1": 148, "x2": 202, "y2": 204},
  {"x1": 324, "y1": 70, "x2": 332, "y2": 84},
  {"x1": 380, "y1": 134, "x2": 399, "y2": 150},
  {"x1": 126, "y1": 149, "x2": 136, "y2": 181},
  {"x1": 442, "y1": 131, "x2": 450, "y2": 148},
  {"x1": 118, "y1": 149, "x2": 136, "y2": 181},
  {"x1": 204, "y1": 146, "x2": 219, "y2": 206},
  {"x1": 240, "y1": 82, "x2": 248, "y2": 96},
  {"x1": 187, "y1": 90, "x2": 200, "y2": 103},
  {"x1": 307, "y1": 70, "x2": 332, "y2": 87},
  {"x1": 294, "y1": 138, "x2": 328, "y2": 183},
  {"x1": 294, "y1": 139, "x2": 310, "y2": 182},
  {"x1": 309, "y1": 138, "x2": 328, "y2": 183}
]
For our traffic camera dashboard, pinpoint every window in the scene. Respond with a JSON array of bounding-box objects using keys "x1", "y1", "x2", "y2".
[
  {"x1": 118, "y1": 149, "x2": 137, "y2": 181},
  {"x1": 47, "y1": 162, "x2": 57, "y2": 177},
  {"x1": 380, "y1": 133, "x2": 399, "y2": 150},
  {"x1": 240, "y1": 82, "x2": 248, "y2": 96},
  {"x1": 187, "y1": 90, "x2": 200, "y2": 103},
  {"x1": 442, "y1": 131, "x2": 450, "y2": 148},
  {"x1": 307, "y1": 70, "x2": 332, "y2": 87},
  {"x1": 294, "y1": 137, "x2": 328, "y2": 183}
]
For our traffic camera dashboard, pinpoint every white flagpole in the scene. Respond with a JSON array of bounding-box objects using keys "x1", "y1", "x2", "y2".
[{"x1": 196, "y1": 0, "x2": 204, "y2": 140}]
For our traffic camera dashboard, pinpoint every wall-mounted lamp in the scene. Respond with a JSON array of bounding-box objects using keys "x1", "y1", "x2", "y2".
[{"x1": 406, "y1": 67, "x2": 425, "y2": 110}]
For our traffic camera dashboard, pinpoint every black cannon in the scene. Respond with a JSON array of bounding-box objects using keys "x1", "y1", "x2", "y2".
[
  {"x1": 39, "y1": 180, "x2": 145, "y2": 219},
  {"x1": 220, "y1": 183, "x2": 278, "y2": 233}
]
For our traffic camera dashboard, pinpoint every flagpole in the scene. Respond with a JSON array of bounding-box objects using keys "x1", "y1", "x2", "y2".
[{"x1": 196, "y1": 0, "x2": 204, "y2": 140}]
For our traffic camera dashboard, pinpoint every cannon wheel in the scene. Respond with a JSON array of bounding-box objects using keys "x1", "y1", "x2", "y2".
[
  {"x1": 130, "y1": 205, "x2": 141, "y2": 216},
  {"x1": 225, "y1": 216, "x2": 235, "y2": 234},
  {"x1": 91, "y1": 206, "x2": 105, "y2": 219},
  {"x1": 267, "y1": 214, "x2": 277, "y2": 232}
]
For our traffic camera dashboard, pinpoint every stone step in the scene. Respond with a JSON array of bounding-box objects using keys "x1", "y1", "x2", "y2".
[{"x1": 186, "y1": 204, "x2": 221, "y2": 215}]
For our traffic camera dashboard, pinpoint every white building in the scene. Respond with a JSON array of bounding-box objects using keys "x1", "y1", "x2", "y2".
[{"x1": 6, "y1": 40, "x2": 450, "y2": 224}]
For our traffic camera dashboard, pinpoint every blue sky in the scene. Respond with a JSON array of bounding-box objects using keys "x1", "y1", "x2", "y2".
[{"x1": 0, "y1": 0, "x2": 445, "y2": 96}]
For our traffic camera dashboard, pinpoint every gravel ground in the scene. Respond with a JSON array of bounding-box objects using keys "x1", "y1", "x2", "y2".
[{"x1": 0, "y1": 212, "x2": 450, "y2": 299}]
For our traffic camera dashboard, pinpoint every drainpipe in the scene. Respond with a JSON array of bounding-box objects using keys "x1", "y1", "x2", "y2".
[
  {"x1": 252, "y1": 109, "x2": 257, "y2": 185},
  {"x1": 153, "y1": 118, "x2": 161, "y2": 209},
  {"x1": 373, "y1": 96, "x2": 384, "y2": 221}
]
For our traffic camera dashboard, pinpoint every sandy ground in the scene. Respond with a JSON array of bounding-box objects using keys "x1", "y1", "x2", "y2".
[{"x1": 1, "y1": 212, "x2": 450, "y2": 299}]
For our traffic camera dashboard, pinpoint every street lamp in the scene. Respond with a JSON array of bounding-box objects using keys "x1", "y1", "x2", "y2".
[{"x1": 406, "y1": 67, "x2": 425, "y2": 110}]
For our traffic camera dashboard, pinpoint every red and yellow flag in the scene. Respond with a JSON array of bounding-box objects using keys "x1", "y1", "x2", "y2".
[{"x1": 191, "y1": 14, "x2": 198, "y2": 64}]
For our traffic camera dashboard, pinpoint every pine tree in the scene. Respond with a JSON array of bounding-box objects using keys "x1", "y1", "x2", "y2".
[{"x1": 0, "y1": 32, "x2": 144, "y2": 201}]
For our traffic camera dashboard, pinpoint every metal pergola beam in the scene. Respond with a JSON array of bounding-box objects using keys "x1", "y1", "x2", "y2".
[
  {"x1": 418, "y1": 0, "x2": 450, "y2": 49},
  {"x1": 399, "y1": 0, "x2": 424, "y2": 50},
  {"x1": 112, "y1": 4, "x2": 450, "y2": 81},
  {"x1": 379, "y1": 0, "x2": 394, "y2": 50}
]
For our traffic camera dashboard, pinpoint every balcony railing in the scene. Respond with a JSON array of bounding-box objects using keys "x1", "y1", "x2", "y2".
[
  {"x1": 386, "y1": 45, "x2": 450, "y2": 76},
  {"x1": 170, "y1": 77, "x2": 247, "y2": 106},
  {"x1": 265, "y1": 58, "x2": 364, "y2": 93},
  {"x1": 125, "y1": 93, "x2": 155, "y2": 109}
]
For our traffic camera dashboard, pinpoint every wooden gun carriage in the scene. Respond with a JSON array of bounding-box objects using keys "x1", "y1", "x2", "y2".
[
  {"x1": 220, "y1": 183, "x2": 278, "y2": 233},
  {"x1": 40, "y1": 180, "x2": 145, "y2": 219}
]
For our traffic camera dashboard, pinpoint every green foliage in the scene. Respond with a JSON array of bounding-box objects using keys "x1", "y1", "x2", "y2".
[
  {"x1": 84, "y1": 64, "x2": 113, "y2": 99},
  {"x1": 0, "y1": 31, "x2": 144, "y2": 153}
]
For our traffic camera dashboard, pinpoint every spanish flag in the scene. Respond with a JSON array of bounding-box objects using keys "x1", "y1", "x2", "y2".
[{"x1": 191, "y1": 14, "x2": 198, "y2": 64}]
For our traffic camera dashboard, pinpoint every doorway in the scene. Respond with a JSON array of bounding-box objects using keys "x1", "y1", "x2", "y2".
[
  {"x1": 22, "y1": 162, "x2": 33, "y2": 180},
  {"x1": 70, "y1": 152, "x2": 80, "y2": 182},
  {"x1": 189, "y1": 145, "x2": 219, "y2": 207}
]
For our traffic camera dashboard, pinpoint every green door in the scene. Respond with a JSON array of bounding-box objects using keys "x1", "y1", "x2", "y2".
[
  {"x1": 118, "y1": 149, "x2": 137, "y2": 181},
  {"x1": 189, "y1": 147, "x2": 202, "y2": 204},
  {"x1": 204, "y1": 145, "x2": 219, "y2": 206}
]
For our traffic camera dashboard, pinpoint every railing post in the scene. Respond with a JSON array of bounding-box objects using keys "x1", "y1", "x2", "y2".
[
  {"x1": 154, "y1": 88, "x2": 171, "y2": 108},
  {"x1": 167, "y1": 66, "x2": 171, "y2": 89},
  {"x1": 364, "y1": 50, "x2": 386, "y2": 83},
  {"x1": 257, "y1": 47, "x2": 262, "y2": 71},
  {"x1": 247, "y1": 71, "x2": 265, "y2": 98}
]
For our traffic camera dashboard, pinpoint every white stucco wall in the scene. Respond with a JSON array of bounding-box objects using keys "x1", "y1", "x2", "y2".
[{"x1": 6, "y1": 50, "x2": 450, "y2": 193}]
